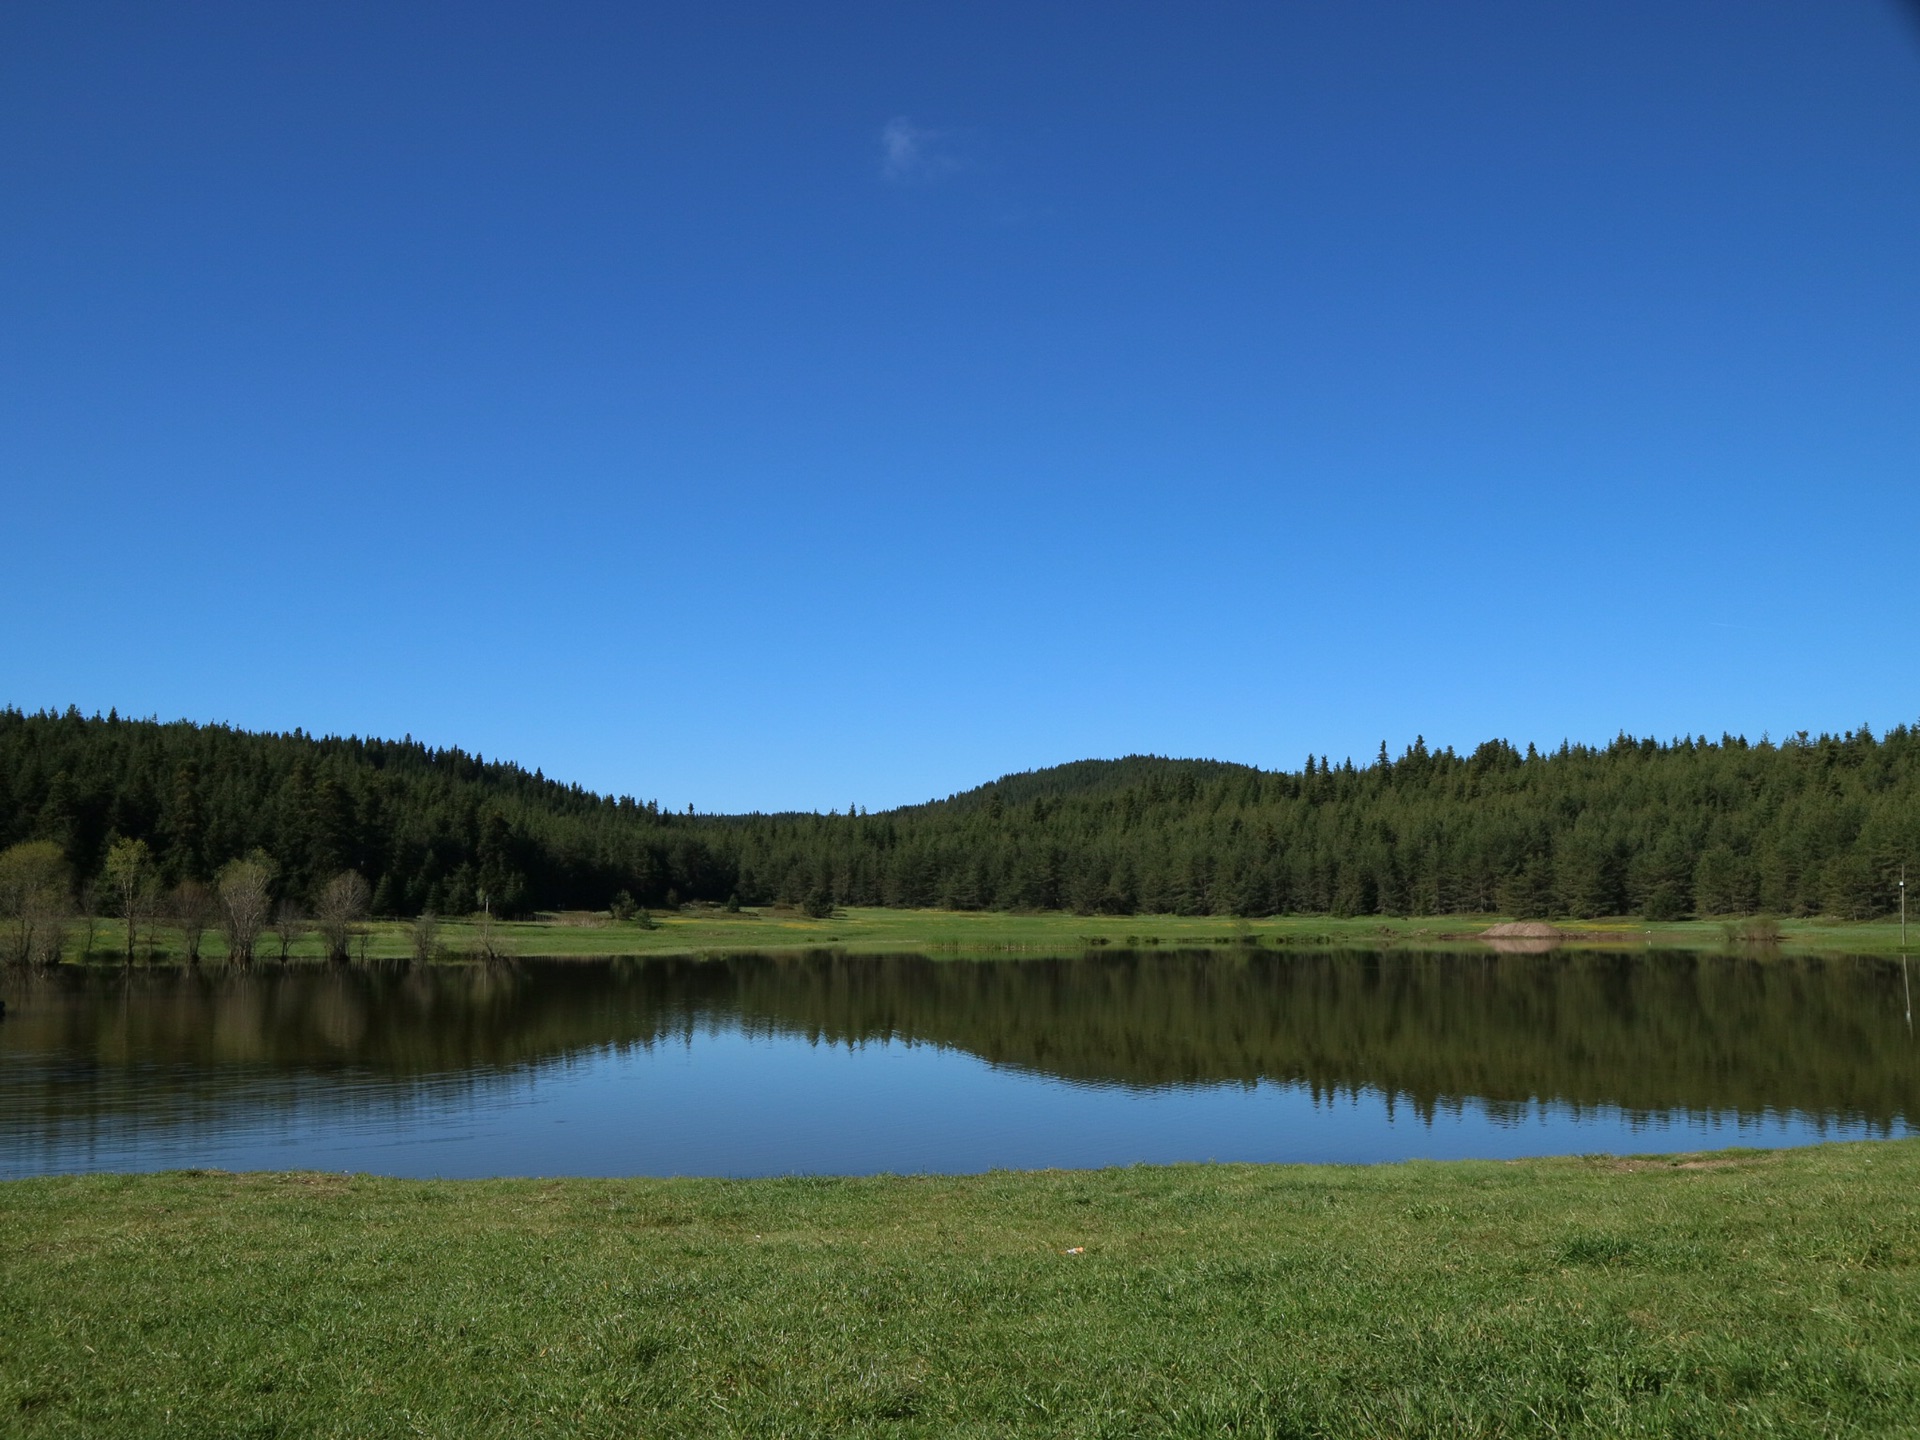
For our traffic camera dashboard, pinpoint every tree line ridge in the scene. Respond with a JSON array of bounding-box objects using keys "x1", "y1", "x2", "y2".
[{"x1": 1, "y1": 706, "x2": 1915, "y2": 933}]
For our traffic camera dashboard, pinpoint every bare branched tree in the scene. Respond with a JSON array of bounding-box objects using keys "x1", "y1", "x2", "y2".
[
  {"x1": 217, "y1": 852, "x2": 276, "y2": 966},
  {"x1": 0, "y1": 841, "x2": 71, "y2": 967},
  {"x1": 28, "y1": 904, "x2": 68, "y2": 967},
  {"x1": 77, "y1": 879, "x2": 101, "y2": 960},
  {"x1": 136, "y1": 885, "x2": 161, "y2": 961},
  {"x1": 314, "y1": 870, "x2": 371, "y2": 962},
  {"x1": 409, "y1": 910, "x2": 441, "y2": 963},
  {"x1": 103, "y1": 838, "x2": 155, "y2": 963},
  {"x1": 172, "y1": 879, "x2": 214, "y2": 963},
  {"x1": 271, "y1": 900, "x2": 304, "y2": 961},
  {"x1": 474, "y1": 897, "x2": 505, "y2": 961}
]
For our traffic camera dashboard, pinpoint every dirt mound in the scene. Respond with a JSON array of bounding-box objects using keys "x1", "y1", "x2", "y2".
[{"x1": 1480, "y1": 921, "x2": 1566, "y2": 953}]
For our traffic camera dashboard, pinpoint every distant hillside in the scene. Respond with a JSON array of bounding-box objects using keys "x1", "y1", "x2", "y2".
[
  {"x1": 716, "y1": 731, "x2": 1920, "y2": 920},
  {"x1": 3, "y1": 707, "x2": 1918, "y2": 922},
  {"x1": 922, "y1": 757, "x2": 1260, "y2": 813},
  {"x1": 0, "y1": 707, "x2": 717, "y2": 918}
]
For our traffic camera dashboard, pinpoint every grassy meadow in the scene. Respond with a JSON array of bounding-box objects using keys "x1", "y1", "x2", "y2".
[
  {"x1": 4, "y1": 1142, "x2": 1919, "y2": 1437},
  {"x1": 61, "y1": 904, "x2": 1920, "y2": 965}
]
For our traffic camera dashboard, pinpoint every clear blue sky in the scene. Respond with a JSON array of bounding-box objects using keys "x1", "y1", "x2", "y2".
[{"x1": 4, "y1": 2, "x2": 1917, "y2": 812}]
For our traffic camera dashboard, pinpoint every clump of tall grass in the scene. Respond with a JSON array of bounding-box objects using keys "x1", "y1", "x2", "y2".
[{"x1": 1721, "y1": 915, "x2": 1783, "y2": 945}]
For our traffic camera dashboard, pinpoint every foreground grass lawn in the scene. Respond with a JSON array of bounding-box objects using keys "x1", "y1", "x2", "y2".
[{"x1": 4, "y1": 1143, "x2": 1919, "y2": 1437}]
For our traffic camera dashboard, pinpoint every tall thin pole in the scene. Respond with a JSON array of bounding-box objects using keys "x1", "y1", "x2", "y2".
[{"x1": 1903, "y1": 866, "x2": 1912, "y2": 1037}]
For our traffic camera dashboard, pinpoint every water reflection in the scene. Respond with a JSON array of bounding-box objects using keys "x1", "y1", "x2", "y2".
[{"x1": 2, "y1": 950, "x2": 1914, "y2": 1178}]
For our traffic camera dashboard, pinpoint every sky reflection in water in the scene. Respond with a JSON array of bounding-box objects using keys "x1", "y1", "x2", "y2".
[{"x1": 3, "y1": 950, "x2": 1914, "y2": 1178}]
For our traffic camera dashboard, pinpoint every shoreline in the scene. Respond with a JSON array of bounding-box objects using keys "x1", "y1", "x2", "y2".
[{"x1": 30, "y1": 905, "x2": 1920, "y2": 966}]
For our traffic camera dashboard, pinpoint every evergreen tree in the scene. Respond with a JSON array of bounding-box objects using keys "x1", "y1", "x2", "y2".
[{"x1": 4, "y1": 708, "x2": 1920, "y2": 925}]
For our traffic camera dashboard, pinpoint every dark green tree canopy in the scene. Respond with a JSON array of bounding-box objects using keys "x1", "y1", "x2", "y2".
[{"x1": 2, "y1": 707, "x2": 1915, "y2": 921}]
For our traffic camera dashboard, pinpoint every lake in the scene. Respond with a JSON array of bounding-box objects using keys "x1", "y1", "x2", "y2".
[{"x1": 2, "y1": 948, "x2": 1915, "y2": 1178}]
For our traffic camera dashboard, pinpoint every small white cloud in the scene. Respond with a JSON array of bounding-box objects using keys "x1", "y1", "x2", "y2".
[{"x1": 880, "y1": 116, "x2": 957, "y2": 183}]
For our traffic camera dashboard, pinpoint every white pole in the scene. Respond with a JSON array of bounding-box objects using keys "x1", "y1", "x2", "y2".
[{"x1": 1903, "y1": 865, "x2": 1912, "y2": 1035}]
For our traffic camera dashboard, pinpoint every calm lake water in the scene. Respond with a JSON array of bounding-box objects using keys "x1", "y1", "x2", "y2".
[{"x1": 2, "y1": 949, "x2": 1915, "y2": 1179}]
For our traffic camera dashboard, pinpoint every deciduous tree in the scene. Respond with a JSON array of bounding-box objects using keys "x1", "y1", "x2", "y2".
[
  {"x1": 315, "y1": 870, "x2": 370, "y2": 962},
  {"x1": 271, "y1": 900, "x2": 305, "y2": 961},
  {"x1": 0, "y1": 840, "x2": 70, "y2": 966},
  {"x1": 217, "y1": 851, "x2": 276, "y2": 965},
  {"x1": 103, "y1": 837, "x2": 155, "y2": 962},
  {"x1": 172, "y1": 879, "x2": 214, "y2": 962}
]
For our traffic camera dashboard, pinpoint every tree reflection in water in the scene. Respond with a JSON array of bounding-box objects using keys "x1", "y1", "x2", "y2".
[{"x1": 3, "y1": 949, "x2": 1916, "y2": 1167}]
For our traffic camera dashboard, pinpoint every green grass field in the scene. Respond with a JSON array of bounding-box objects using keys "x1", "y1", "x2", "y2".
[
  {"x1": 4, "y1": 1142, "x2": 1918, "y2": 1437},
  {"x1": 68, "y1": 905, "x2": 1920, "y2": 965}
]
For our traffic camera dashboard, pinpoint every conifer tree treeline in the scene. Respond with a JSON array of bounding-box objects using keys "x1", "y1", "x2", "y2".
[
  {"x1": 0, "y1": 708, "x2": 713, "y2": 919},
  {"x1": 3, "y1": 707, "x2": 1917, "y2": 921}
]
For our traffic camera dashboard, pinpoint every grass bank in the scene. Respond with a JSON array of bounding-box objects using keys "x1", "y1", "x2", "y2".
[
  {"x1": 4, "y1": 1142, "x2": 1919, "y2": 1436},
  {"x1": 67, "y1": 906, "x2": 1920, "y2": 965}
]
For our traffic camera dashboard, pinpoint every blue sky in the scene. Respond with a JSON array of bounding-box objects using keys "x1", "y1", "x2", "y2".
[{"x1": 3, "y1": 2, "x2": 1917, "y2": 812}]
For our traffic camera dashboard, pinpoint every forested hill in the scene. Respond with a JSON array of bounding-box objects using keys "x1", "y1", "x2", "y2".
[
  {"x1": 3, "y1": 707, "x2": 1919, "y2": 921},
  {"x1": 912, "y1": 757, "x2": 1260, "y2": 813},
  {"x1": 0, "y1": 708, "x2": 719, "y2": 919}
]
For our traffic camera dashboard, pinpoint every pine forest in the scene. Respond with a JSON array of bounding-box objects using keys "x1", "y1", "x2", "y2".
[{"x1": 2, "y1": 706, "x2": 1917, "y2": 925}]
